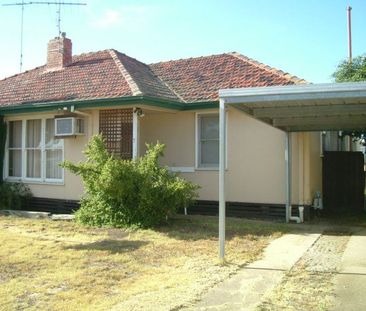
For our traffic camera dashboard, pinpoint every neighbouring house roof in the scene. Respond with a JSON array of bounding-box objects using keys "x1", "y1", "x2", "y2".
[{"x1": 0, "y1": 49, "x2": 306, "y2": 112}]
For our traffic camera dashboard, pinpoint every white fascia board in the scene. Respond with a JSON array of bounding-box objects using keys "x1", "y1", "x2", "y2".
[{"x1": 219, "y1": 82, "x2": 366, "y2": 105}]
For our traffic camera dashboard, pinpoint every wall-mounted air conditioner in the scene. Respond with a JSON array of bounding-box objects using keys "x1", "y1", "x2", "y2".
[{"x1": 55, "y1": 117, "x2": 85, "y2": 137}]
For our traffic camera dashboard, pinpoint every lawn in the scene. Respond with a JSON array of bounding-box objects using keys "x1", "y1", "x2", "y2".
[{"x1": 0, "y1": 215, "x2": 287, "y2": 311}]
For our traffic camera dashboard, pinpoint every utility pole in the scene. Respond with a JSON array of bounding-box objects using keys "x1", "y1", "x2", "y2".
[
  {"x1": 347, "y1": 5, "x2": 352, "y2": 63},
  {"x1": 2, "y1": 1, "x2": 86, "y2": 72}
]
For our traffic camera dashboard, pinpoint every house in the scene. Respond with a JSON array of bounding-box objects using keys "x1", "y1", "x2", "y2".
[{"x1": 0, "y1": 34, "x2": 322, "y2": 218}]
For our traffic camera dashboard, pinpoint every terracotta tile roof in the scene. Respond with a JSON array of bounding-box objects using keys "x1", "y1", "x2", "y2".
[
  {"x1": 150, "y1": 52, "x2": 307, "y2": 102},
  {"x1": 112, "y1": 50, "x2": 180, "y2": 101},
  {"x1": 0, "y1": 50, "x2": 306, "y2": 108}
]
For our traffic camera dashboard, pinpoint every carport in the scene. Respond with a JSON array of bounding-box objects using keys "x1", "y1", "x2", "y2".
[{"x1": 218, "y1": 82, "x2": 366, "y2": 259}]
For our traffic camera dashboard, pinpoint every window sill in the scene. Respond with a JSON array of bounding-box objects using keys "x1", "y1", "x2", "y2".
[
  {"x1": 195, "y1": 166, "x2": 229, "y2": 171},
  {"x1": 5, "y1": 178, "x2": 65, "y2": 186},
  {"x1": 195, "y1": 167, "x2": 218, "y2": 171}
]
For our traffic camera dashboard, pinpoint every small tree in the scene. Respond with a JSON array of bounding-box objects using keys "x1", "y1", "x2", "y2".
[
  {"x1": 332, "y1": 55, "x2": 366, "y2": 82},
  {"x1": 333, "y1": 55, "x2": 366, "y2": 143},
  {"x1": 61, "y1": 135, "x2": 199, "y2": 228}
]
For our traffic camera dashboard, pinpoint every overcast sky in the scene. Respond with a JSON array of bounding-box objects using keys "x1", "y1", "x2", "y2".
[{"x1": 0, "y1": 0, "x2": 365, "y2": 82}]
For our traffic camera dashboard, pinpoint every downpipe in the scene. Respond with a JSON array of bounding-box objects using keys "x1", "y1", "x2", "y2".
[{"x1": 289, "y1": 206, "x2": 304, "y2": 223}]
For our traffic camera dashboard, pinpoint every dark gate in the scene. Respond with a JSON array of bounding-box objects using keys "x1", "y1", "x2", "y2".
[{"x1": 323, "y1": 151, "x2": 365, "y2": 214}]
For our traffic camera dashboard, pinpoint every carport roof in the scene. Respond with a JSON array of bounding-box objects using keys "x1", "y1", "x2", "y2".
[{"x1": 219, "y1": 82, "x2": 366, "y2": 132}]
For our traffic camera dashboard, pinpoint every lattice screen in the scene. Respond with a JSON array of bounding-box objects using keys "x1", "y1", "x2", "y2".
[{"x1": 99, "y1": 109, "x2": 133, "y2": 159}]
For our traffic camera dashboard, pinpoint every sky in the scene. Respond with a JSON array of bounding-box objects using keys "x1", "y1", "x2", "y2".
[{"x1": 0, "y1": 0, "x2": 365, "y2": 82}]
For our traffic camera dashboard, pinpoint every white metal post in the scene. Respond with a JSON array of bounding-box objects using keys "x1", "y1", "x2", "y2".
[
  {"x1": 285, "y1": 132, "x2": 292, "y2": 223},
  {"x1": 219, "y1": 99, "x2": 226, "y2": 260},
  {"x1": 132, "y1": 111, "x2": 139, "y2": 160}
]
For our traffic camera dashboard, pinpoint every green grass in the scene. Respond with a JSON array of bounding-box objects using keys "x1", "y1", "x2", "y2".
[{"x1": 0, "y1": 215, "x2": 288, "y2": 311}]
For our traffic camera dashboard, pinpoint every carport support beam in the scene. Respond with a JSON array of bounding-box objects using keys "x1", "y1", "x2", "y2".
[
  {"x1": 219, "y1": 98, "x2": 226, "y2": 261},
  {"x1": 285, "y1": 132, "x2": 291, "y2": 223}
]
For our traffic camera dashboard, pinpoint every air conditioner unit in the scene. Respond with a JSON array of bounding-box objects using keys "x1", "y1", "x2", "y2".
[{"x1": 55, "y1": 117, "x2": 85, "y2": 136}]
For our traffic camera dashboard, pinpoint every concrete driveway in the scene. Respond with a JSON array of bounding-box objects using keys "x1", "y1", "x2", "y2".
[
  {"x1": 332, "y1": 228, "x2": 366, "y2": 311},
  {"x1": 183, "y1": 224, "x2": 366, "y2": 311}
]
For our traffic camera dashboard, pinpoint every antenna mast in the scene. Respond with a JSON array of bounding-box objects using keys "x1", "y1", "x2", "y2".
[{"x1": 2, "y1": 1, "x2": 86, "y2": 72}]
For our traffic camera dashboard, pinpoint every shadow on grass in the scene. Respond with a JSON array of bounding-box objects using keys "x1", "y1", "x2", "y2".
[
  {"x1": 64, "y1": 239, "x2": 148, "y2": 254},
  {"x1": 156, "y1": 215, "x2": 289, "y2": 241},
  {"x1": 308, "y1": 210, "x2": 366, "y2": 232}
]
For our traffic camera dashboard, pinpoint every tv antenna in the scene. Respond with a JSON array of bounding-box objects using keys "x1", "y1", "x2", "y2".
[{"x1": 2, "y1": 1, "x2": 86, "y2": 72}]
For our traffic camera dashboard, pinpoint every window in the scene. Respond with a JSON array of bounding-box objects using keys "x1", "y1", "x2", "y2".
[
  {"x1": 45, "y1": 119, "x2": 63, "y2": 180},
  {"x1": 6, "y1": 118, "x2": 64, "y2": 182},
  {"x1": 8, "y1": 120, "x2": 22, "y2": 177},
  {"x1": 26, "y1": 119, "x2": 42, "y2": 178},
  {"x1": 197, "y1": 114, "x2": 219, "y2": 168}
]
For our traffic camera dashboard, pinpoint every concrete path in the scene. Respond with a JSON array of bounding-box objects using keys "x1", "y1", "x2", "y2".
[
  {"x1": 184, "y1": 231, "x2": 321, "y2": 311},
  {"x1": 332, "y1": 228, "x2": 366, "y2": 311}
]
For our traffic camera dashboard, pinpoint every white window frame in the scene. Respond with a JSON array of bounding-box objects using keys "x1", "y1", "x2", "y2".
[
  {"x1": 4, "y1": 116, "x2": 64, "y2": 184},
  {"x1": 6, "y1": 120, "x2": 23, "y2": 178},
  {"x1": 195, "y1": 111, "x2": 228, "y2": 170}
]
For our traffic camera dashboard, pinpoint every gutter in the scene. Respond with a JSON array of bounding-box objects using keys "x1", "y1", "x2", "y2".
[{"x1": 0, "y1": 96, "x2": 218, "y2": 115}]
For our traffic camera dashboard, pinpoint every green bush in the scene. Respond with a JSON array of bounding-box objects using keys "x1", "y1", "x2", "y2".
[
  {"x1": 0, "y1": 182, "x2": 32, "y2": 210},
  {"x1": 61, "y1": 135, "x2": 199, "y2": 228}
]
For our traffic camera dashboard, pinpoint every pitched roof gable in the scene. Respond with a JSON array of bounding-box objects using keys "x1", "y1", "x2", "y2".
[{"x1": 0, "y1": 50, "x2": 306, "y2": 108}]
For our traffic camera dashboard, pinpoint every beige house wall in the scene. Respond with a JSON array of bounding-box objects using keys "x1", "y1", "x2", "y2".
[
  {"x1": 141, "y1": 107, "x2": 322, "y2": 205},
  {"x1": 4, "y1": 106, "x2": 322, "y2": 206}
]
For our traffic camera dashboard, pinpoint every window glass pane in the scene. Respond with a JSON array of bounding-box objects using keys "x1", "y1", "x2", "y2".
[
  {"x1": 9, "y1": 121, "x2": 22, "y2": 148},
  {"x1": 8, "y1": 150, "x2": 22, "y2": 177},
  {"x1": 199, "y1": 114, "x2": 219, "y2": 167},
  {"x1": 26, "y1": 119, "x2": 42, "y2": 148},
  {"x1": 201, "y1": 140, "x2": 219, "y2": 165},
  {"x1": 46, "y1": 150, "x2": 62, "y2": 179},
  {"x1": 200, "y1": 115, "x2": 219, "y2": 140},
  {"x1": 26, "y1": 150, "x2": 41, "y2": 178},
  {"x1": 76, "y1": 118, "x2": 85, "y2": 134},
  {"x1": 46, "y1": 119, "x2": 62, "y2": 148}
]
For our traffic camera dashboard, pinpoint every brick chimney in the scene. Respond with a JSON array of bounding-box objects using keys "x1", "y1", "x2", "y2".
[{"x1": 46, "y1": 32, "x2": 72, "y2": 71}]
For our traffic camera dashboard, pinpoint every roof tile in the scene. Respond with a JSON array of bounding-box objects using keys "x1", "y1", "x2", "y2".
[{"x1": 0, "y1": 50, "x2": 307, "y2": 108}]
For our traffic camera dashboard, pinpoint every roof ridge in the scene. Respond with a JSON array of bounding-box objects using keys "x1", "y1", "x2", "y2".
[
  {"x1": 108, "y1": 49, "x2": 142, "y2": 96},
  {"x1": 229, "y1": 52, "x2": 308, "y2": 85},
  {"x1": 149, "y1": 52, "x2": 229, "y2": 66}
]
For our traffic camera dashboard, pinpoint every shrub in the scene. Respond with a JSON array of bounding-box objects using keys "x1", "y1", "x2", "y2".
[
  {"x1": 61, "y1": 135, "x2": 199, "y2": 228},
  {"x1": 0, "y1": 182, "x2": 32, "y2": 210}
]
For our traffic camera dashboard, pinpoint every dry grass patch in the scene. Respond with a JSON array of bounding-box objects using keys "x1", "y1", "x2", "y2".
[{"x1": 0, "y1": 215, "x2": 287, "y2": 311}]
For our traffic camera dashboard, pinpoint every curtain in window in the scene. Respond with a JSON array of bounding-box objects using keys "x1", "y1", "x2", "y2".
[
  {"x1": 8, "y1": 121, "x2": 22, "y2": 177},
  {"x1": 26, "y1": 120, "x2": 41, "y2": 178},
  {"x1": 45, "y1": 119, "x2": 63, "y2": 179},
  {"x1": 200, "y1": 115, "x2": 219, "y2": 166}
]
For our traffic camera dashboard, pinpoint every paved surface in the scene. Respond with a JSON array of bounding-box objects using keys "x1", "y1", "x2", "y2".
[
  {"x1": 185, "y1": 225, "x2": 366, "y2": 311},
  {"x1": 332, "y1": 228, "x2": 366, "y2": 311},
  {"x1": 0, "y1": 210, "x2": 74, "y2": 221},
  {"x1": 184, "y1": 232, "x2": 321, "y2": 311}
]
